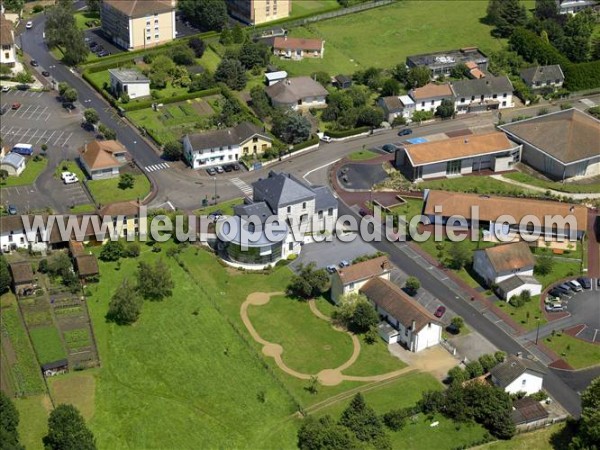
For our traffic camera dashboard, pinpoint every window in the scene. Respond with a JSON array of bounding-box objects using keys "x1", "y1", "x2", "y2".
[
  {"x1": 288, "y1": 242, "x2": 293, "y2": 250},
  {"x1": 318, "y1": 210, "x2": 323, "y2": 218},
  {"x1": 253, "y1": 137, "x2": 258, "y2": 142},
  {"x1": 471, "y1": 95, "x2": 475, "y2": 101},
  {"x1": 492, "y1": 94, "x2": 497, "y2": 99},
  {"x1": 349, "y1": 282, "x2": 355, "y2": 289},
  {"x1": 155, "y1": 34, "x2": 159, "y2": 39},
  {"x1": 521, "y1": 379, "x2": 526, "y2": 386},
  {"x1": 328, "y1": 208, "x2": 333, "y2": 216},
  {"x1": 502, "y1": 101, "x2": 506, "y2": 107},
  {"x1": 155, "y1": 19, "x2": 159, "y2": 24},
  {"x1": 146, "y1": 20, "x2": 151, "y2": 26},
  {"x1": 421, "y1": 101, "x2": 425, "y2": 107},
  {"x1": 4, "y1": 52, "x2": 8, "y2": 59},
  {"x1": 431, "y1": 100, "x2": 434, "y2": 105},
  {"x1": 302, "y1": 202, "x2": 306, "y2": 210},
  {"x1": 460, "y1": 98, "x2": 465, "y2": 103},
  {"x1": 146, "y1": 36, "x2": 151, "y2": 41},
  {"x1": 503, "y1": 93, "x2": 507, "y2": 98},
  {"x1": 446, "y1": 160, "x2": 461, "y2": 175},
  {"x1": 287, "y1": 206, "x2": 291, "y2": 213}
]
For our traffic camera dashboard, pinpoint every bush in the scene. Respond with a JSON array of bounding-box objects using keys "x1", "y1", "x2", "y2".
[
  {"x1": 465, "y1": 360, "x2": 484, "y2": 378},
  {"x1": 124, "y1": 242, "x2": 140, "y2": 258},
  {"x1": 326, "y1": 126, "x2": 370, "y2": 138},
  {"x1": 564, "y1": 60, "x2": 600, "y2": 91},
  {"x1": 32, "y1": 4, "x2": 44, "y2": 13},
  {"x1": 100, "y1": 241, "x2": 125, "y2": 261},
  {"x1": 383, "y1": 408, "x2": 409, "y2": 431}
]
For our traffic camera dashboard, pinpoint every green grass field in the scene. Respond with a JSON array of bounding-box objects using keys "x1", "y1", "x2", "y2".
[
  {"x1": 29, "y1": 326, "x2": 67, "y2": 365},
  {"x1": 496, "y1": 296, "x2": 546, "y2": 331},
  {"x1": 290, "y1": 0, "x2": 340, "y2": 19},
  {"x1": 503, "y1": 172, "x2": 600, "y2": 194},
  {"x1": 543, "y1": 333, "x2": 600, "y2": 369},
  {"x1": 420, "y1": 175, "x2": 535, "y2": 196},
  {"x1": 277, "y1": 0, "x2": 504, "y2": 76},
  {"x1": 341, "y1": 337, "x2": 407, "y2": 377},
  {"x1": 87, "y1": 173, "x2": 151, "y2": 205},
  {"x1": 0, "y1": 158, "x2": 48, "y2": 188},
  {"x1": 14, "y1": 395, "x2": 50, "y2": 450},
  {"x1": 73, "y1": 11, "x2": 100, "y2": 31},
  {"x1": 481, "y1": 422, "x2": 563, "y2": 449},
  {"x1": 348, "y1": 149, "x2": 380, "y2": 161},
  {"x1": 195, "y1": 197, "x2": 244, "y2": 216}
]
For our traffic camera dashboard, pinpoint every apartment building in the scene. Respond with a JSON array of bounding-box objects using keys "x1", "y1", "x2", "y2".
[{"x1": 227, "y1": 0, "x2": 292, "y2": 25}]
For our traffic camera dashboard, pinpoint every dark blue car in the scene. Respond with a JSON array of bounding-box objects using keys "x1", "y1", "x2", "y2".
[{"x1": 397, "y1": 128, "x2": 413, "y2": 136}]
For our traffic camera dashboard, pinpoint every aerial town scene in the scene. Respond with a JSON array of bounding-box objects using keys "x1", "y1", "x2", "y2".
[{"x1": 0, "y1": 0, "x2": 599, "y2": 449}]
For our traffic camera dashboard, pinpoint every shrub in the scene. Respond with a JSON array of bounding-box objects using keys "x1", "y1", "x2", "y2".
[{"x1": 383, "y1": 408, "x2": 409, "y2": 431}]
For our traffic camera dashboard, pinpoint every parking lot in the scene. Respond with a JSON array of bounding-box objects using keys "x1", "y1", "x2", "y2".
[{"x1": 550, "y1": 281, "x2": 600, "y2": 343}]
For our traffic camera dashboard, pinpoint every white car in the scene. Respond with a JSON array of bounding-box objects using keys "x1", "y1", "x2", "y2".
[
  {"x1": 320, "y1": 135, "x2": 332, "y2": 143},
  {"x1": 215, "y1": 166, "x2": 224, "y2": 174},
  {"x1": 1, "y1": 86, "x2": 9, "y2": 93},
  {"x1": 25, "y1": 21, "x2": 33, "y2": 29},
  {"x1": 567, "y1": 280, "x2": 583, "y2": 292},
  {"x1": 63, "y1": 175, "x2": 79, "y2": 184},
  {"x1": 61, "y1": 171, "x2": 77, "y2": 181}
]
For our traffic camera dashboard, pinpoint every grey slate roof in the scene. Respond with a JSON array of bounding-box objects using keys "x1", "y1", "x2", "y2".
[
  {"x1": 380, "y1": 96, "x2": 404, "y2": 112},
  {"x1": 108, "y1": 68, "x2": 150, "y2": 84},
  {"x1": 313, "y1": 186, "x2": 337, "y2": 212},
  {"x1": 0, "y1": 152, "x2": 25, "y2": 169},
  {"x1": 451, "y1": 75, "x2": 513, "y2": 98},
  {"x1": 253, "y1": 171, "x2": 316, "y2": 210},
  {"x1": 496, "y1": 275, "x2": 541, "y2": 294},
  {"x1": 265, "y1": 76, "x2": 328, "y2": 105},
  {"x1": 520, "y1": 65, "x2": 564, "y2": 87},
  {"x1": 490, "y1": 356, "x2": 546, "y2": 388},
  {"x1": 233, "y1": 201, "x2": 273, "y2": 220},
  {"x1": 186, "y1": 122, "x2": 270, "y2": 151},
  {"x1": 216, "y1": 215, "x2": 288, "y2": 247}
]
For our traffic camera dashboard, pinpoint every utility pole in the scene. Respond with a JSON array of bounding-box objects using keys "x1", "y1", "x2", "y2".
[{"x1": 535, "y1": 319, "x2": 541, "y2": 345}]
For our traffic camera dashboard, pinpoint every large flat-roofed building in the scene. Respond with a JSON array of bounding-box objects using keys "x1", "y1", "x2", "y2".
[
  {"x1": 406, "y1": 47, "x2": 488, "y2": 79},
  {"x1": 227, "y1": 0, "x2": 291, "y2": 25},
  {"x1": 394, "y1": 132, "x2": 521, "y2": 180},
  {"x1": 101, "y1": 0, "x2": 176, "y2": 51},
  {"x1": 499, "y1": 109, "x2": 600, "y2": 180}
]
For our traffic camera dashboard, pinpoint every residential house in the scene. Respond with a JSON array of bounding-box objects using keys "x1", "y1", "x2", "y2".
[
  {"x1": 423, "y1": 190, "x2": 588, "y2": 248},
  {"x1": 0, "y1": 152, "x2": 26, "y2": 176},
  {"x1": 395, "y1": 131, "x2": 521, "y2": 181},
  {"x1": 334, "y1": 74, "x2": 352, "y2": 89},
  {"x1": 0, "y1": 215, "x2": 52, "y2": 252},
  {"x1": 109, "y1": 68, "x2": 151, "y2": 99},
  {"x1": 490, "y1": 355, "x2": 546, "y2": 395},
  {"x1": 101, "y1": 0, "x2": 176, "y2": 51},
  {"x1": 499, "y1": 109, "x2": 600, "y2": 180},
  {"x1": 265, "y1": 76, "x2": 328, "y2": 110},
  {"x1": 272, "y1": 36, "x2": 324, "y2": 60},
  {"x1": 330, "y1": 256, "x2": 391, "y2": 303},
  {"x1": 409, "y1": 83, "x2": 454, "y2": 114},
  {"x1": 74, "y1": 254, "x2": 100, "y2": 280},
  {"x1": 378, "y1": 95, "x2": 415, "y2": 123},
  {"x1": 520, "y1": 65, "x2": 565, "y2": 91},
  {"x1": 557, "y1": 0, "x2": 597, "y2": 14},
  {"x1": 183, "y1": 122, "x2": 272, "y2": 169},
  {"x1": 264, "y1": 70, "x2": 287, "y2": 86},
  {"x1": 0, "y1": 13, "x2": 16, "y2": 67},
  {"x1": 360, "y1": 277, "x2": 442, "y2": 352},
  {"x1": 451, "y1": 75, "x2": 514, "y2": 114},
  {"x1": 99, "y1": 201, "x2": 147, "y2": 239},
  {"x1": 79, "y1": 140, "x2": 128, "y2": 180},
  {"x1": 9, "y1": 261, "x2": 34, "y2": 294},
  {"x1": 473, "y1": 242, "x2": 542, "y2": 300},
  {"x1": 226, "y1": 0, "x2": 291, "y2": 25},
  {"x1": 406, "y1": 47, "x2": 488, "y2": 79}
]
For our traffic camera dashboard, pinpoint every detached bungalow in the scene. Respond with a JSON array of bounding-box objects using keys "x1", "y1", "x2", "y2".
[
  {"x1": 79, "y1": 140, "x2": 128, "y2": 180},
  {"x1": 409, "y1": 83, "x2": 454, "y2": 113},
  {"x1": 451, "y1": 75, "x2": 514, "y2": 114},
  {"x1": 520, "y1": 65, "x2": 565, "y2": 91},
  {"x1": 490, "y1": 355, "x2": 546, "y2": 396},
  {"x1": 395, "y1": 131, "x2": 521, "y2": 181},
  {"x1": 360, "y1": 277, "x2": 442, "y2": 352},
  {"x1": 109, "y1": 68, "x2": 151, "y2": 99},
  {"x1": 99, "y1": 201, "x2": 147, "y2": 239},
  {"x1": 272, "y1": 36, "x2": 324, "y2": 60},
  {"x1": 265, "y1": 76, "x2": 328, "y2": 111},
  {"x1": 330, "y1": 255, "x2": 391, "y2": 303}
]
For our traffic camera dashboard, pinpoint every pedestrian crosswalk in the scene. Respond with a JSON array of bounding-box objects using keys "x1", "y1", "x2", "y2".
[
  {"x1": 144, "y1": 162, "x2": 171, "y2": 172},
  {"x1": 231, "y1": 177, "x2": 253, "y2": 196}
]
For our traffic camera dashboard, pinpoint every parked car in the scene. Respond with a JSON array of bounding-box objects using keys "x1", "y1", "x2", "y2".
[
  {"x1": 97, "y1": 50, "x2": 111, "y2": 57},
  {"x1": 559, "y1": 283, "x2": 574, "y2": 292},
  {"x1": 320, "y1": 135, "x2": 332, "y2": 143},
  {"x1": 63, "y1": 175, "x2": 79, "y2": 184},
  {"x1": 215, "y1": 166, "x2": 224, "y2": 174},
  {"x1": 548, "y1": 288, "x2": 566, "y2": 299},
  {"x1": 554, "y1": 285, "x2": 571, "y2": 296},
  {"x1": 545, "y1": 304, "x2": 565, "y2": 312},
  {"x1": 231, "y1": 163, "x2": 240, "y2": 171},
  {"x1": 62, "y1": 102, "x2": 76, "y2": 110},
  {"x1": 61, "y1": 171, "x2": 76, "y2": 181},
  {"x1": 88, "y1": 41, "x2": 98, "y2": 49},
  {"x1": 41, "y1": 71, "x2": 50, "y2": 77},
  {"x1": 93, "y1": 45, "x2": 104, "y2": 54},
  {"x1": 397, "y1": 128, "x2": 413, "y2": 136},
  {"x1": 576, "y1": 277, "x2": 591, "y2": 289},
  {"x1": 0, "y1": 106, "x2": 7, "y2": 115},
  {"x1": 1, "y1": 85, "x2": 9, "y2": 92},
  {"x1": 208, "y1": 210, "x2": 222, "y2": 221},
  {"x1": 544, "y1": 295, "x2": 562, "y2": 305},
  {"x1": 25, "y1": 21, "x2": 33, "y2": 29},
  {"x1": 11, "y1": 102, "x2": 21, "y2": 110},
  {"x1": 567, "y1": 280, "x2": 583, "y2": 292},
  {"x1": 30, "y1": 60, "x2": 39, "y2": 67},
  {"x1": 223, "y1": 164, "x2": 234, "y2": 173},
  {"x1": 434, "y1": 305, "x2": 446, "y2": 318},
  {"x1": 326, "y1": 265, "x2": 336, "y2": 274},
  {"x1": 382, "y1": 144, "x2": 396, "y2": 153},
  {"x1": 7, "y1": 205, "x2": 17, "y2": 215},
  {"x1": 206, "y1": 167, "x2": 216, "y2": 176},
  {"x1": 339, "y1": 260, "x2": 350, "y2": 268}
]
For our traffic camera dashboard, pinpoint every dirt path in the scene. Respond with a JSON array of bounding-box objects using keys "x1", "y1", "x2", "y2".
[{"x1": 241, "y1": 293, "x2": 415, "y2": 386}]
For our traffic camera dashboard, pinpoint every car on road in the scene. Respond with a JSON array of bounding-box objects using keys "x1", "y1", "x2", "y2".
[
  {"x1": 11, "y1": 102, "x2": 21, "y2": 110},
  {"x1": 41, "y1": 71, "x2": 50, "y2": 77},
  {"x1": 215, "y1": 166, "x2": 224, "y2": 174},
  {"x1": 382, "y1": 144, "x2": 396, "y2": 153},
  {"x1": 7, "y1": 205, "x2": 17, "y2": 215},
  {"x1": 567, "y1": 280, "x2": 583, "y2": 292},
  {"x1": 339, "y1": 260, "x2": 350, "y2": 268},
  {"x1": 63, "y1": 174, "x2": 79, "y2": 184},
  {"x1": 206, "y1": 167, "x2": 217, "y2": 176},
  {"x1": 326, "y1": 265, "x2": 337, "y2": 274},
  {"x1": 577, "y1": 277, "x2": 591, "y2": 289},
  {"x1": 434, "y1": 305, "x2": 446, "y2": 318},
  {"x1": 1, "y1": 85, "x2": 9, "y2": 92},
  {"x1": 25, "y1": 21, "x2": 33, "y2": 29},
  {"x1": 30, "y1": 60, "x2": 39, "y2": 67},
  {"x1": 97, "y1": 50, "x2": 111, "y2": 57},
  {"x1": 398, "y1": 128, "x2": 413, "y2": 136}
]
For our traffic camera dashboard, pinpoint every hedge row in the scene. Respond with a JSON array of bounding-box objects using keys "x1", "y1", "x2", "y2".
[
  {"x1": 326, "y1": 126, "x2": 370, "y2": 138},
  {"x1": 122, "y1": 87, "x2": 221, "y2": 111},
  {"x1": 564, "y1": 60, "x2": 600, "y2": 91},
  {"x1": 85, "y1": 58, "x2": 136, "y2": 74},
  {"x1": 291, "y1": 135, "x2": 319, "y2": 152}
]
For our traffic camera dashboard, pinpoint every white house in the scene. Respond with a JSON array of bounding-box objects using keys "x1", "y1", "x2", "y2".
[
  {"x1": 0, "y1": 152, "x2": 26, "y2": 176},
  {"x1": 378, "y1": 95, "x2": 415, "y2": 123},
  {"x1": 490, "y1": 355, "x2": 546, "y2": 396},
  {"x1": 330, "y1": 255, "x2": 391, "y2": 303},
  {"x1": 520, "y1": 65, "x2": 565, "y2": 91},
  {"x1": 360, "y1": 277, "x2": 442, "y2": 352},
  {"x1": 265, "y1": 76, "x2": 328, "y2": 111},
  {"x1": 451, "y1": 75, "x2": 514, "y2": 114},
  {"x1": 183, "y1": 122, "x2": 272, "y2": 169},
  {"x1": 409, "y1": 83, "x2": 454, "y2": 114},
  {"x1": 108, "y1": 68, "x2": 151, "y2": 99},
  {"x1": 473, "y1": 242, "x2": 536, "y2": 285},
  {"x1": 0, "y1": 216, "x2": 50, "y2": 252},
  {"x1": 0, "y1": 14, "x2": 17, "y2": 68}
]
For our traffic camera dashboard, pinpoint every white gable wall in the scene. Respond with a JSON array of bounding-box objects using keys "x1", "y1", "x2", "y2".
[{"x1": 503, "y1": 370, "x2": 544, "y2": 395}]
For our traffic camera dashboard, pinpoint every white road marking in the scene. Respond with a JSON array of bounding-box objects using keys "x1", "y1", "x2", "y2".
[
  {"x1": 230, "y1": 177, "x2": 253, "y2": 196},
  {"x1": 61, "y1": 132, "x2": 73, "y2": 147},
  {"x1": 46, "y1": 130, "x2": 56, "y2": 142},
  {"x1": 35, "y1": 130, "x2": 48, "y2": 144},
  {"x1": 18, "y1": 104, "x2": 32, "y2": 118},
  {"x1": 53, "y1": 131, "x2": 64, "y2": 145},
  {"x1": 303, "y1": 158, "x2": 341, "y2": 182},
  {"x1": 26, "y1": 105, "x2": 40, "y2": 119}
]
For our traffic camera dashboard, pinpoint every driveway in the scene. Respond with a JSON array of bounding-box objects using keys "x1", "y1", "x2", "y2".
[{"x1": 337, "y1": 162, "x2": 388, "y2": 191}]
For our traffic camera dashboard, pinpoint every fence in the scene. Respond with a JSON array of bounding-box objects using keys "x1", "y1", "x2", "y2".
[{"x1": 515, "y1": 415, "x2": 568, "y2": 433}]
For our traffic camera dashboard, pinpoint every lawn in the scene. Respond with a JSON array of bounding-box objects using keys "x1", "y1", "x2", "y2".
[
  {"x1": 496, "y1": 295, "x2": 547, "y2": 331},
  {"x1": 55, "y1": 160, "x2": 85, "y2": 181},
  {"x1": 14, "y1": 395, "x2": 51, "y2": 450},
  {"x1": 481, "y1": 422, "x2": 565, "y2": 450},
  {"x1": 29, "y1": 326, "x2": 67, "y2": 365},
  {"x1": 503, "y1": 172, "x2": 600, "y2": 194},
  {"x1": 248, "y1": 295, "x2": 355, "y2": 374},
  {"x1": 0, "y1": 158, "x2": 48, "y2": 188},
  {"x1": 420, "y1": 175, "x2": 535, "y2": 196},
  {"x1": 543, "y1": 333, "x2": 600, "y2": 369},
  {"x1": 535, "y1": 258, "x2": 581, "y2": 288},
  {"x1": 341, "y1": 337, "x2": 407, "y2": 377},
  {"x1": 386, "y1": 198, "x2": 424, "y2": 222},
  {"x1": 70, "y1": 203, "x2": 97, "y2": 213},
  {"x1": 195, "y1": 197, "x2": 244, "y2": 216},
  {"x1": 290, "y1": 0, "x2": 340, "y2": 19},
  {"x1": 348, "y1": 149, "x2": 380, "y2": 161},
  {"x1": 0, "y1": 295, "x2": 46, "y2": 396},
  {"x1": 277, "y1": 0, "x2": 504, "y2": 76},
  {"x1": 87, "y1": 173, "x2": 151, "y2": 205},
  {"x1": 74, "y1": 10, "x2": 100, "y2": 31}
]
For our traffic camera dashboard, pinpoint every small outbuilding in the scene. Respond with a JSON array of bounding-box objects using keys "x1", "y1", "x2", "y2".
[
  {"x1": 511, "y1": 397, "x2": 549, "y2": 426},
  {"x1": 264, "y1": 70, "x2": 287, "y2": 86},
  {"x1": 74, "y1": 254, "x2": 99, "y2": 280},
  {"x1": 334, "y1": 74, "x2": 352, "y2": 89},
  {"x1": 0, "y1": 152, "x2": 26, "y2": 176},
  {"x1": 41, "y1": 359, "x2": 68, "y2": 377},
  {"x1": 9, "y1": 261, "x2": 34, "y2": 294},
  {"x1": 109, "y1": 68, "x2": 150, "y2": 99}
]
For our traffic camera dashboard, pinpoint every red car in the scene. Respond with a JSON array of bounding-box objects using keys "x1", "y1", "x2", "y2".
[
  {"x1": 434, "y1": 305, "x2": 446, "y2": 318},
  {"x1": 11, "y1": 102, "x2": 21, "y2": 110}
]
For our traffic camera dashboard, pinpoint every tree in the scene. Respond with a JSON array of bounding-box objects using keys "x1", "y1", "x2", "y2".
[
  {"x1": 231, "y1": 23, "x2": 245, "y2": 44},
  {"x1": 100, "y1": 240, "x2": 124, "y2": 262},
  {"x1": 163, "y1": 141, "x2": 183, "y2": 161},
  {"x1": 576, "y1": 376, "x2": 600, "y2": 448},
  {"x1": 418, "y1": 389, "x2": 446, "y2": 414},
  {"x1": 118, "y1": 173, "x2": 135, "y2": 190},
  {"x1": 356, "y1": 106, "x2": 384, "y2": 128},
  {"x1": 83, "y1": 108, "x2": 99, "y2": 125},
  {"x1": 171, "y1": 44, "x2": 196, "y2": 66},
  {"x1": 63, "y1": 88, "x2": 78, "y2": 103},
  {"x1": 562, "y1": 9, "x2": 595, "y2": 62},
  {"x1": 448, "y1": 241, "x2": 471, "y2": 270},
  {"x1": 189, "y1": 71, "x2": 216, "y2": 92},
  {"x1": 0, "y1": 255, "x2": 11, "y2": 294},
  {"x1": 272, "y1": 112, "x2": 311, "y2": 145},
  {"x1": 136, "y1": 259, "x2": 174, "y2": 301},
  {"x1": 465, "y1": 360, "x2": 484, "y2": 378},
  {"x1": 447, "y1": 366, "x2": 467, "y2": 385},
  {"x1": 436, "y1": 98, "x2": 455, "y2": 118},
  {"x1": 287, "y1": 263, "x2": 330, "y2": 299},
  {"x1": 238, "y1": 41, "x2": 270, "y2": 70},
  {"x1": 215, "y1": 58, "x2": 247, "y2": 90},
  {"x1": 249, "y1": 85, "x2": 272, "y2": 119},
  {"x1": 124, "y1": 242, "x2": 140, "y2": 258},
  {"x1": 407, "y1": 66, "x2": 430, "y2": 88},
  {"x1": 297, "y1": 415, "x2": 358, "y2": 450},
  {"x1": 381, "y1": 78, "x2": 401, "y2": 97},
  {"x1": 3, "y1": 0, "x2": 24, "y2": 11},
  {"x1": 188, "y1": 37, "x2": 206, "y2": 58},
  {"x1": 534, "y1": 253, "x2": 554, "y2": 275},
  {"x1": 219, "y1": 27, "x2": 233, "y2": 45},
  {"x1": 450, "y1": 316, "x2": 464, "y2": 331},
  {"x1": 0, "y1": 169, "x2": 9, "y2": 185},
  {"x1": 48, "y1": 253, "x2": 72, "y2": 279},
  {"x1": 215, "y1": 97, "x2": 244, "y2": 127},
  {"x1": 43, "y1": 405, "x2": 96, "y2": 450},
  {"x1": 350, "y1": 301, "x2": 379, "y2": 334},
  {"x1": 478, "y1": 353, "x2": 498, "y2": 373},
  {"x1": 63, "y1": 27, "x2": 89, "y2": 66},
  {"x1": 98, "y1": 123, "x2": 117, "y2": 141},
  {"x1": 179, "y1": 0, "x2": 227, "y2": 31},
  {"x1": 58, "y1": 82, "x2": 70, "y2": 97},
  {"x1": 486, "y1": 0, "x2": 527, "y2": 38},
  {"x1": 450, "y1": 62, "x2": 469, "y2": 79},
  {"x1": 338, "y1": 393, "x2": 389, "y2": 446},
  {"x1": 404, "y1": 276, "x2": 420, "y2": 296},
  {"x1": 86, "y1": 0, "x2": 101, "y2": 12},
  {"x1": 494, "y1": 351, "x2": 507, "y2": 363},
  {"x1": 311, "y1": 71, "x2": 330, "y2": 87},
  {"x1": 45, "y1": 1, "x2": 76, "y2": 49},
  {"x1": 462, "y1": 383, "x2": 515, "y2": 439},
  {"x1": 382, "y1": 408, "x2": 409, "y2": 431},
  {"x1": 391, "y1": 64, "x2": 408, "y2": 83},
  {"x1": 14, "y1": 71, "x2": 34, "y2": 84},
  {"x1": 535, "y1": 0, "x2": 559, "y2": 20},
  {"x1": 107, "y1": 279, "x2": 143, "y2": 325},
  {"x1": 0, "y1": 390, "x2": 22, "y2": 449}
]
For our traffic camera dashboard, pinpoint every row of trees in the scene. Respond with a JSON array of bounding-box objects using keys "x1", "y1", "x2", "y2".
[
  {"x1": 446, "y1": 351, "x2": 507, "y2": 384},
  {"x1": 45, "y1": 0, "x2": 89, "y2": 65}
]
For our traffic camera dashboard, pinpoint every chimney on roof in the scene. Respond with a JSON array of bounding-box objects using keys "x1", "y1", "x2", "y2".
[
  {"x1": 464, "y1": 139, "x2": 469, "y2": 144},
  {"x1": 381, "y1": 260, "x2": 388, "y2": 270},
  {"x1": 411, "y1": 319, "x2": 416, "y2": 331},
  {"x1": 486, "y1": 80, "x2": 490, "y2": 85},
  {"x1": 569, "y1": 206, "x2": 575, "y2": 212}
]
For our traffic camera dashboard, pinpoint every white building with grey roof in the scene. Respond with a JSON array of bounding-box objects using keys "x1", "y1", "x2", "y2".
[
  {"x1": 265, "y1": 76, "x2": 328, "y2": 110},
  {"x1": 108, "y1": 68, "x2": 150, "y2": 99},
  {"x1": 520, "y1": 65, "x2": 565, "y2": 90},
  {"x1": 451, "y1": 75, "x2": 514, "y2": 114}
]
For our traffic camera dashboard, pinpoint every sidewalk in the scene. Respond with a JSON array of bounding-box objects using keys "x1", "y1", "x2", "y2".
[{"x1": 490, "y1": 174, "x2": 600, "y2": 200}]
